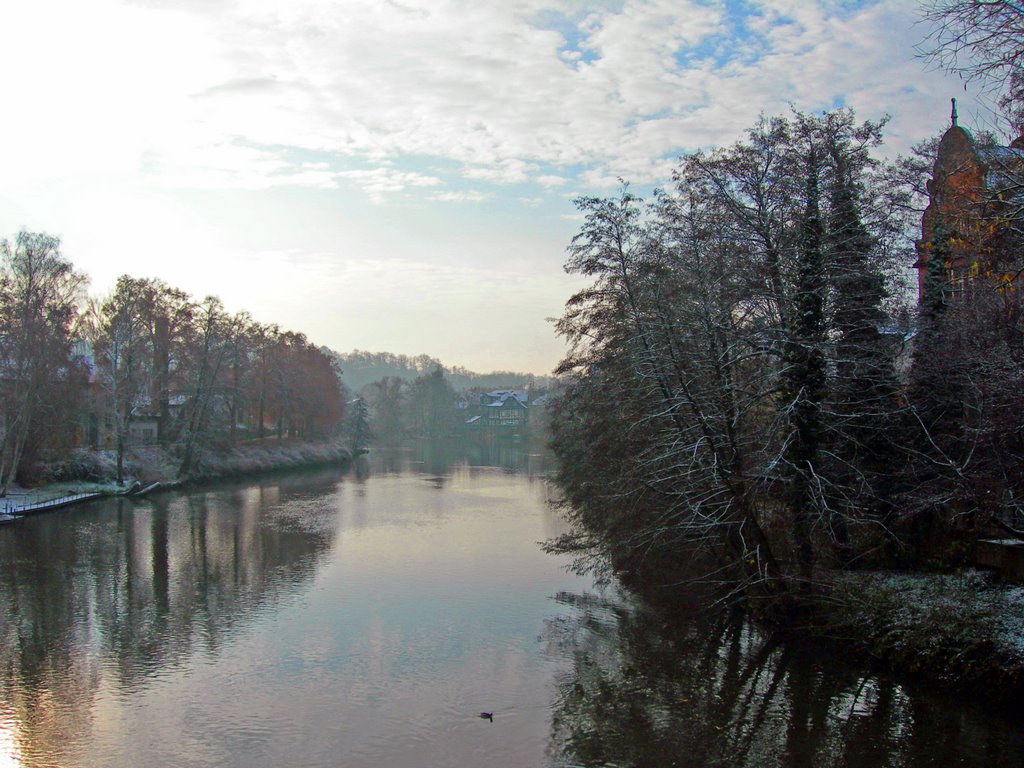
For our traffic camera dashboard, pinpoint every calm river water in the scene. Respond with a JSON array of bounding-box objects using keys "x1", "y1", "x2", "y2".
[{"x1": 1, "y1": 443, "x2": 1022, "y2": 767}]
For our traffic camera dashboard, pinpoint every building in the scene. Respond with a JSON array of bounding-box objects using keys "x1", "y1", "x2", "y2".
[
  {"x1": 915, "y1": 100, "x2": 1024, "y2": 302},
  {"x1": 70, "y1": 341, "x2": 165, "y2": 449},
  {"x1": 464, "y1": 389, "x2": 530, "y2": 429}
]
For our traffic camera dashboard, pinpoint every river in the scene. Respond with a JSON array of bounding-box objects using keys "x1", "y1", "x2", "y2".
[{"x1": 1, "y1": 443, "x2": 1022, "y2": 767}]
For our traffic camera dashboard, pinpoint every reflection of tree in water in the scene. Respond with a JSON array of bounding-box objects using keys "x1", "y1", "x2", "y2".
[
  {"x1": 0, "y1": 474, "x2": 338, "y2": 764},
  {"x1": 386, "y1": 437, "x2": 552, "y2": 479},
  {"x1": 353, "y1": 454, "x2": 371, "y2": 481},
  {"x1": 373, "y1": 445, "x2": 407, "y2": 475},
  {"x1": 544, "y1": 591, "x2": 1024, "y2": 768}
]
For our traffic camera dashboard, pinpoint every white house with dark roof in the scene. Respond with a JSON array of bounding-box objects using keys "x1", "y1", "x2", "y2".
[{"x1": 465, "y1": 389, "x2": 529, "y2": 428}]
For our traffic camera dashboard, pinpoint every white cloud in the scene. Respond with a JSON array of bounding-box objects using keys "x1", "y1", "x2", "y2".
[
  {"x1": 0, "y1": 0, "x2": 983, "y2": 196},
  {"x1": 430, "y1": 190, "x2": 488, "y2": 203},
  {"x1": 463, "y1": 159, "x2": 539, "y2": 185},
  {"x1": 536, "y1": 175, "x2": 568, "y2": 188},
  {"x1": 336, "y1": 168, "x2": 442, "y2": 202},
  {"x1": 0, "y1": 0, "x2": 993, "y2": 373}
]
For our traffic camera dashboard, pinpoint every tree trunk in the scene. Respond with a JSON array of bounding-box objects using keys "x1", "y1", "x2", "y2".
[
  {"x1": 116, "y1": 429, "x2": 126, "y2": 486},
  {"x1": 0, "y1": 428, "x2": 29, "y2": 498}
]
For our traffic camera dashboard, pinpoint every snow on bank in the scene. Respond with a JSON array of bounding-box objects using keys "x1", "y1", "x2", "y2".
[
  {"x1": 2, "y1": 480, "x2": 123, "y2": 512},
  {"x1": 6, "y1": 441, "x2": 352, "y2": 511},
  {"x1": 823, "y1": 570, "x2": 1024, "y2": 700},
  {"x1": 185, "y1": 440, "x2": 351, "y2": 481}
]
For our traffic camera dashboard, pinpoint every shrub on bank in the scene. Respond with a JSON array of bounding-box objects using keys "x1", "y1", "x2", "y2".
[
  {"x1": 41, "y1": 449, "x2": 120, "y2": 483},
  {"x1": 36, "y1": 440, "x2": 351, "y2": 487},
  {"x1": 187, "y1": 440, "x2": 351, "y2": 481},
  {"x1": 819, "y1": 570, "x2": 1024, "y2": 701}
]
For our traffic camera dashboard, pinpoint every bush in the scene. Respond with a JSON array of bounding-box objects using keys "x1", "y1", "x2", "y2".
[
  {"x1": 821, "y1": 570, "x2": 1024, "y2": 699},
  {"x1": 40, "y1": 450, "x2": 119, "y2": 483}
]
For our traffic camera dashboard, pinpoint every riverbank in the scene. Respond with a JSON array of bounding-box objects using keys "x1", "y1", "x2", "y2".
[
  {"x1": 2, "y1": 439, "x2": 352, "y2": 515},
  {"x1": 2, "y1": 461, "x2": 1021, "y2": 767},
  {"x1": 808, "y1": 569, "x2": 1024, "y2": 705},
  {"x1": 616, "y1": 552, "x2": 1024, "y2": 708}
]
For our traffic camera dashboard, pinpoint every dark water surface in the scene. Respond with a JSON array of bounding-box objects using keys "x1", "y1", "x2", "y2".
[{"x1": 1, "y1": 445, "x2": 1022, "y2": 767}]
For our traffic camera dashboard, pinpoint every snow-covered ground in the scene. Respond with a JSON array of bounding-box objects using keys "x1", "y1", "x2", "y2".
[
  {"x1": 825, "y1": 569, "x2": 1024, "y2": 698},
  {"x1": 2, "y1": 440, "x2": 351, "y2": 515},
  {"x1": 1, "y1": 481, "x2": 120, "y2": 514}
]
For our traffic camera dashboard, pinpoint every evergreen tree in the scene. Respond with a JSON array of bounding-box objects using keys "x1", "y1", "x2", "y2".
[
  {"x1": 827, "y1": 140, "x2": 901, "y2": 540},
  {"x1": 909, "y1": 220, "x2": 959, "y2": 439},
  {"x1": 783, "y1": 146, "x2": 826, "y2": 585},
  {"x1": 345, "y1": 397, "x2": 372, "y2": 454}
]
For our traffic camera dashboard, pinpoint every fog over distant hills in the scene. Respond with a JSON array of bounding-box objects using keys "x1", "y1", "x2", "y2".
[{"x1": 325, "y1": 349, "x2": 556, "y2": 394}]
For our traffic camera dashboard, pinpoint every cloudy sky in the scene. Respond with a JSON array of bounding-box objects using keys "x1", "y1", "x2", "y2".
[{"x1": 0, "y1": 0, "x2": 984, "y2": 374}]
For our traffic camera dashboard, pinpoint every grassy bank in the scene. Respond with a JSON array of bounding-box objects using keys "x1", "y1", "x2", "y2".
[
  {"x1": 611, "y1": 549, "x2": 1024, "y2": 707},
  {"x1": 34, "y1": 439, "x2": 352, "y2": 494},
  {"x1": 808, "y1": 570, "x2": 1024, "y2": 704}
]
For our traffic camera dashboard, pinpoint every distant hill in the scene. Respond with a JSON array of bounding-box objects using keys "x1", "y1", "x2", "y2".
[{"x1": 324, "y1": 349, "x2": 554, "y2": 393}]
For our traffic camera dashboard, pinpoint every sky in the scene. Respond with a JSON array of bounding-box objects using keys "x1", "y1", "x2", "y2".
[{"x1": 0, "y1": 0, "x2": 989, "y2": 375}]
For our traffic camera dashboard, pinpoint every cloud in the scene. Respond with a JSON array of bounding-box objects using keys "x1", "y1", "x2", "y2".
[
  {"x1": 193, "y1": 76, "x2": 284, "y2": 98},
  {"x1": 429, "y1": 190, "x2": 488, "y2": 203},
  {"x1": 336, "y1": 168, "x2": 442, "y2": 202},
  {"x1": 2, "y1": 0, "x2": 983, "y2": 375},
  {"x1": 145, "y1": 142, "x2": 346, "y2": 190},
  {"x1": 536, "y1": 175, "x2": 568, "y2": 188},
  {"x1": 0, "y1": 0, "x2": 985, "y2": 196},
  {"x1": 463, "y1": 159, "x2": 539, "y2": 185}
]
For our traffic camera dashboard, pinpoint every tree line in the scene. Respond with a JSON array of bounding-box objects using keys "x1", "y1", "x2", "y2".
[
  {"x1": 345, "y1": 366, "x2": 549, "y2": 452},
  {"x1": 548, "y1": 1, "x2": 1024, "y2": 607},
  {"x1": 354, "y1": 368, "x2": 481, "y2": 444},
  {"x1": 546, "y1": 106, "x2": 1024, "y2": 607},
  {"x1": 0, "y1": 232, "x2": 345, "y2": 493},
  {"x1": 341, "y1": 373, "x2": 421, "y2": 450},
  {"x1": 330, "y1": 348, "x2": 552, "y2": 393}
]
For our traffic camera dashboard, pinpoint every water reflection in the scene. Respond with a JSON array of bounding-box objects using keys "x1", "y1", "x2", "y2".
[
  {"x1": 2, "y1": 446, "x2": 1021, "y2": 768},
  {"x1": 383, "y1": 436, "x2": 551, "y2": 480},
  {"x1": 0, "y1": 472, "x2": 339, "y2": 767},
  {"x1": 545, "y1": 590, "x2": 1024, "y2": 768},
  {"x1": 0, "y1": 449, "x2": 582, "y2": 768}
]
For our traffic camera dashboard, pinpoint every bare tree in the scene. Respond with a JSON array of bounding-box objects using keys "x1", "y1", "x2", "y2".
[
  {"x1": 368, "y1": 376, "x2": 406, "y2": 443},
  {"x1": 552, "y1": 182, "x2": 784, "y2": 601},
  {"x1": 92, "y1": 276, "x2": 154, "y2": 485},
  {"x1": 0, "y1": 232, "x2": 86, "y2": 495},
  {"x1": 408, "y1": 367, "x2": 457, "y2": 439},
  {"x1": 918, "y1": 0, "x2": 1024, "y2": 132},
  {"x1": 136, "y1": 280, "x2": 193, "y2": 444},
  {"x1": 549, "y1": 110, "x2": 910, "y2": 605},
  {"x1": 176, "y1": 297, "x2": 239, "y2": 479}
]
